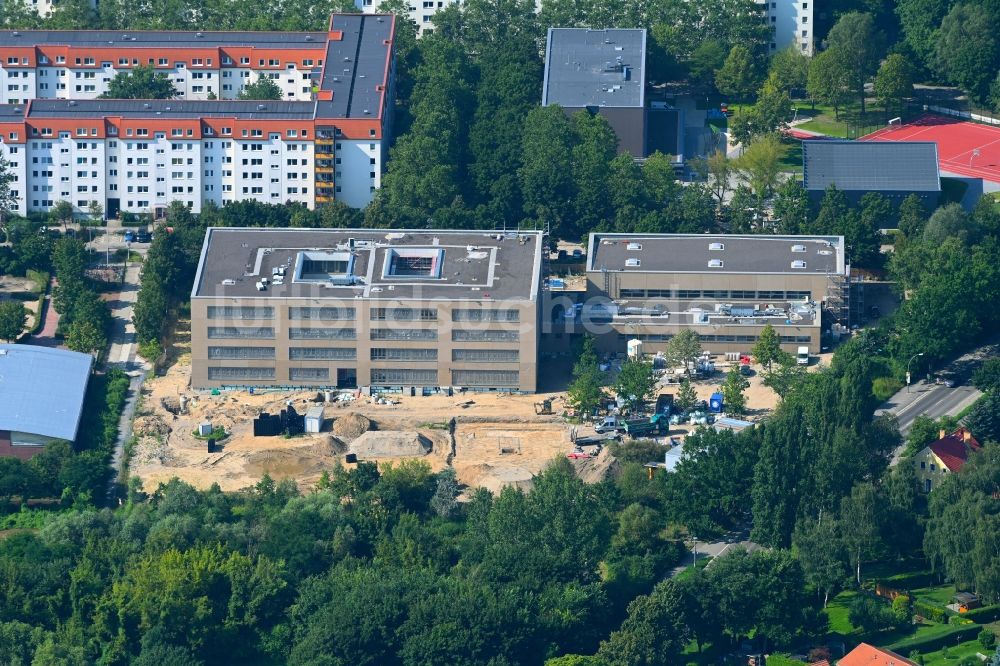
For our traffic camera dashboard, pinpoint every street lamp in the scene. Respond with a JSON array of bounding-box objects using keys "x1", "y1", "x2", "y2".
[{"x1": 906, "y1": 352, "x2": 924, "y2": 393}]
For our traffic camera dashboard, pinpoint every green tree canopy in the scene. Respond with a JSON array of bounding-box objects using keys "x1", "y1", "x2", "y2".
[
  {"x1": 237, "y1": 74, "x2": 283, "y2": 100},
  {"x1": 100, "y1": 64, "x2": 178, "y2": 99},
  {"x1": 0, "y1": 299, "x2": 26, "y2": 342}
]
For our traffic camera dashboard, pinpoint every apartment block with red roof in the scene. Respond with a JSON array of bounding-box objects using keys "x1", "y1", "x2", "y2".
[{"x1": 0, "y1": 13, "x2": 395, "y2": 217}]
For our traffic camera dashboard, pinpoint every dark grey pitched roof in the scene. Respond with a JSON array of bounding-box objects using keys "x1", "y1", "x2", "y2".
[
  {"x1": 802, "y1": 140, "x2": 941, "y2": 192},
  {"x1": 0, "y1": 104, "x2": 25, "y2": 120},
  {"x1": 542, "y1": 28, "x2": 645, "y2": 109},
  {"x1": 319, "y1": 14, "x2": 394, "y2": 120},
  {"x1": 0, "y1": 29, "x2": 327, "y2": 49},
  {"x1": 26, "y1": 98, "x2": 316, "y2": 120}
]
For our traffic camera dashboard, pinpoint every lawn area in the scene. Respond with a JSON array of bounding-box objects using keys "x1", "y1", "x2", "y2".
[
  {"x1": 911, "y1": 584, "x2": 957, "y2": 607},
  {"x1": 826, "y1": 590, "x2": 860, "y2": 635},
  {"x1": 791, "y1": 102, "x2": 893, "y2": 139},
  {"x1": 777, "y1": 140, "x2": 803, "y2": 173},
  {"x1": 919, "y1": 638, "x2": 988, "y2": 666}
]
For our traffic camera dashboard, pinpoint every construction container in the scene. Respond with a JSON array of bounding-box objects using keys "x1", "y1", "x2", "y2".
[
  {"x1": 627, "y1": 338, "x2": 643, "y2": 358},
  {"x1": 304, "y1": 406, "x2": 325, "y2": 433},
  {"x1": 709, "y1": 392, "x2": 724, "y2": 413},
  {"x1": 198, "y1": 422, "x2": 213, "y2": 437}
]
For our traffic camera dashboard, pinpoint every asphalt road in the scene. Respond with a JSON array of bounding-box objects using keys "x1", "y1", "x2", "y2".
[{"x1": 879, "y1": 380, "x2": 981, "y2": 438}]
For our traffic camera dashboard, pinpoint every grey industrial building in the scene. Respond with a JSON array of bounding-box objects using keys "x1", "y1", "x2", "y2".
[
  {"x1": 542, "y1": 27, "x2": 680, "y2": 159},
  {"x1": 0, "y1": 344, "x2": 93, "y2": 459},
  {"x1": 190, "y1": 228, "x2": 545, "y2": 393},
  {"x1": 803, "y1": 140, "x2": 941, "y2": 209},
  {"x1": 581, "y1": 233, "x2": 849, "y2": 356}
]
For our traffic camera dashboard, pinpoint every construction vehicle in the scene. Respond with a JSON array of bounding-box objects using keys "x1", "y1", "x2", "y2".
[
  {"x1": 622, "y1": 413, "x2": 668, "y2": 437},
  {"x1": 534, "y1": 399, "x2": 553, "y2": 415}
]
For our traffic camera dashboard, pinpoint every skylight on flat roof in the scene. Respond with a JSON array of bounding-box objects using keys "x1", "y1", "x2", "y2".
[
  {"x1": 625, "y1": 258, "x2": 641, "y2": 267},
  {"x1": 383, "y1": 247, "x2": 444, "y2": 279},
  {"x1": 709, "y1": 242, "x2": 725, "y2": 251}
]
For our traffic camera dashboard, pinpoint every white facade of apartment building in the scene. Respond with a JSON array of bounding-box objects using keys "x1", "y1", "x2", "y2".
[
  {"x1": 0, "y1": 14, "x2": 395, "y2": 217},
  {"x1": 0, "y1": 60, "x2": 318, "y2": 105},
  {"x1": 762, "y1": 0, "x2": 813, "y2": 54}
]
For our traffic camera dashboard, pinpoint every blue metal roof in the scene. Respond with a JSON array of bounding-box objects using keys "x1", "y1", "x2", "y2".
[{"x1": 0, "y1": 344, "x2": 93, "y2": 441}]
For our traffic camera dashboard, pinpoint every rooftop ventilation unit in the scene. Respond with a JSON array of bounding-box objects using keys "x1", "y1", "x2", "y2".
[
  {"x1": 792, "y1": 244, "x2": 807, "y2": 252},
  {"x1": 708, "y1": 259, "x2": 724, "y2": 268},
  {"x1": 625, "y1": 258, "x2": 641, "y2": 267},
  {"x1": 709, "y1": 242, "x2": 725, "y2": 251},
  {"x1": 791, "y1": 260, "x2": 807, "y2": 269},
  {"x1": 818, "y1": 249, "x2": 832, "y2": 255},
  {"x1": 626, "y1": 242, "x2": 642, "y2": 251}
]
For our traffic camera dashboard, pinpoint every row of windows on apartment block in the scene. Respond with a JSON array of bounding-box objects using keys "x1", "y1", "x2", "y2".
[
  {"x1": 206, "y1": 346, "x2": 520, "y2": 362},
  {"x1": 206, "y1": 366, "x2": 521, "y2": 386},
  {"x1": 5, "y1": 69, "x2": 309, "y2": 79},
  {"x1": 206, "y1": 327, "x2": 521, "y2": 342},
  {"x1": 205, "y1": 306, "x2": 521, "y2": 322},
  {"x1": 619, "y1": 288, "x2": 812, "y2": 300},
  {"x1": 17, "y1": 126, "x2": 376, "y2": 140},
  {"x1": 622, "y1": 333, "x2": 813, "y2": 344},
  {"x1": 6, "y1": 85, "x2": 312, "y2": 100},
  {"x1": 5, "y1": 56, "x2": 323, "y2": 68}
]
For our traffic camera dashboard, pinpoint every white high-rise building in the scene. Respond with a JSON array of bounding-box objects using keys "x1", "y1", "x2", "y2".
[
  {"x1": 0, "y1": 14, "x2": 396, "y2": 218},
  {"x1": 761, "y1": 0, "x2": 814, "y2": 55}
]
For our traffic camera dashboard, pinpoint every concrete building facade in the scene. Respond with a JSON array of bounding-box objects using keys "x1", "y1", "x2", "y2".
[
  {"x1": 580, "y1": 233, "x2": 848, "y2": 356},
  {"x1": 190, "y1": 228, "x2": 545, "y2": 393},
  {"x1": 0, "y1": 14, "x2": 396, "y2": 216},
  {"x1": 761, "y1": 0, "x2": 814, "y2": 54}
]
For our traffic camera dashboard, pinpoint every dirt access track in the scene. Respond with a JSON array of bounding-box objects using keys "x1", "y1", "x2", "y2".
[{"x1": 129, "y1": 328, "x2": 787, "y2": 494}]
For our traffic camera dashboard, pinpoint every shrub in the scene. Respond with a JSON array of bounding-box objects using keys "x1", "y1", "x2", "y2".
[
  {"x1": 980, "y1": 627, "x2": 997, "y2": 650},
  {"x1": 138, "y1": 338, "x2": 162, "y2": 361},
  {"x1": 913, "y1": 600, "x2": 947, "y2": 623},
  {"x1": 873, "y1": 376, "x2": 904, "y2": 401},
  {"x1": 964, "y1": 605, "x2": 1000, "y2": 624}
]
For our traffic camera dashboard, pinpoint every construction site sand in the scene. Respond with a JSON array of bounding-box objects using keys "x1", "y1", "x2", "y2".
[{"x1": 129, "y1": 322, "x2": 787, "y2": 493}]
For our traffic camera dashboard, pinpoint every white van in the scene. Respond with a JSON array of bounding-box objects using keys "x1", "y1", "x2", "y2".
[{"x1": 796, "y1": 347, "x2": 809, "y2": 366}]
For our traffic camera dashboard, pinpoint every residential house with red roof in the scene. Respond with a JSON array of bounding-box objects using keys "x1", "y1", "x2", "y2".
[
  {"x1": 838, "y1": 643, "x2": 919, "y2": 666},
  {"x1": 913, "y1": 427, "x2": 981, "y2": 492}
]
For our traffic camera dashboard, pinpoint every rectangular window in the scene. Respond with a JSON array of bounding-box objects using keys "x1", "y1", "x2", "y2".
[
  {"x1": 370, "y1": 348, "x2": 438, "y2": 361},
  {"x1": 452, "y1": 349, "x2": 519, "y2": 363},
  {"x1": 452, "y1": 330, "x2": 519, "y2": 342},
  {"x1": 206, "y1": 306, "x2": 274, "y2": 319},
  {"x1": 207, "y1": 346, "x2": 275, "y2": 359},
  {"x1": 702, "y1": 290, "x2": 729, "y2": 299},
  {"x1": 289, "y1": 367, "x2": 330, "y2": 381},
  {"x1": 289, "y1": 347, "x2": 356, "y2": 360},
  {"x1": 370, "y1": 369, "x2": 438, "y2": 385},
  {"x1": 206, "y1": 326, "x2": 274, "y2": 339},
  {"x1": 452, "y1": 309, "x2": 519, "y2": 322},
  {"x1": 207, "y1": 367, "x2": 275, "y2": 380},
  {"x1": 678, "y1": 290, "x2": 701, "y2": 299},
  {"x1": 451, "y1": 369, "x2": 520, "y2": 387},
  {"x1": 731, "y1": 290, "x2": 756, "y2": 299},
  {"x1": 370, "y1": 308, "x2": 437, "y2": 321},
  {"x1": 288, "y1": 327, "x2": 356, "y2": 340},
  {"x1": 620, "y1": 289, "x2": 646, "y2": 298},
  {"x1": 288, "y1": 306, "x2": 355, "y2": 320},
  {"x1": 370, "y1": 328, "x2": 437, "y2": 341}
]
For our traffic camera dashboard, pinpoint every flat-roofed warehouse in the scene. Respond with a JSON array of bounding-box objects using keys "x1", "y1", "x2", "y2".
[
  {"x1": 0, "y1": 344, "x2": 94, "y2": 459},
  {"x1": 803, "y1": 140, "x2": 941, "y2": 209},
  {"x1": 543, "y1": 28, "x2": 668, "y2": 158},
  {"x1": 190, "y1": 228, "x2": 545, "y2": 392},
  {"x1": 581, "y1": 233, "x2": 848, "y2": 355}
]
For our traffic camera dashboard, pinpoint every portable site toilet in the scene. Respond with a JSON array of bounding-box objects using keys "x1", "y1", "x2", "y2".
[
  {"x1": 304, "y1": 406, "x2": 325, "y2": 434},
  {"x1": 709, "y1": 392, "x2": 724, "y2": 413},
  {"x1": 627, "y1": 338, "x2": 643, "y2": 359}
]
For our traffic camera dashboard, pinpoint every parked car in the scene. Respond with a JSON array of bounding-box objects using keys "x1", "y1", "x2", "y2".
[
  {"x1": 136, "y1": 231, "x2": 152, "y2": 243},
  {"x1": 123, "y1": 230, "x2": 136, "y2": 243}
]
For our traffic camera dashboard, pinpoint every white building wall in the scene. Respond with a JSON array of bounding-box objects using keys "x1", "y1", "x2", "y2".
[
  {"x1": 335, "y1": 138, "x2": 381, "y2": 208},
  {"x1": 762, "y1": 0, "x2": 813, "y2": 55},
  {"x1": 355, "y1": 0, "x2": 456, "y2": 33},
  {"x1": 1, "y1": 140, "x2": 28, "y2": 217}
]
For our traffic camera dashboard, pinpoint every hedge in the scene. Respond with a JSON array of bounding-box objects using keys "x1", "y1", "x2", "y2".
[
  {"x1": 962, "y1": 605, "x2": 1000, "y2": 624},
  {"x1": 885, "y1": 571, "x2": 941, "y2": 589},
  {"x1": 887, "y1": 625, "x2": 981, "y2": 654},
  {"x1": 914, "y1": 601, "x2": 948, "y2": 624}
]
